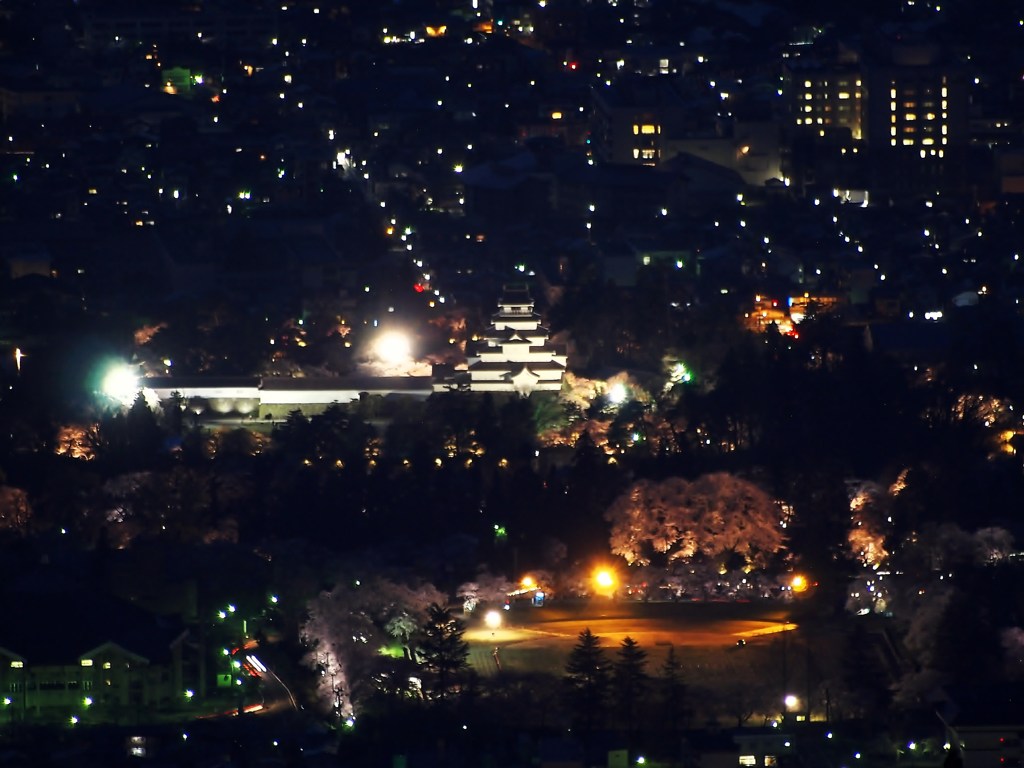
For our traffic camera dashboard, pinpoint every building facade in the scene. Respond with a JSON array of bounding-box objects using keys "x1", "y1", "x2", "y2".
[{"x1": 451, "y1": 284, "x2": 567, "y2": 395}]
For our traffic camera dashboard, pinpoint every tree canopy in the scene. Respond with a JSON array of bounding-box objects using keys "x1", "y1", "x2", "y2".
[{"x1": 605, "y1": 472, "x2": 787, "y2": 568}]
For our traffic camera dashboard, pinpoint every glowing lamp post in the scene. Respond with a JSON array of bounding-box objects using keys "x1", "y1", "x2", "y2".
[
  {"x1": 374, "y1": 330, "x2": 411, "y2": 364},
  {"x1": 790, "y1": 574, "x2": 809, "y2": 593},
  {"x1": 100, "y1": 363, "x2": 141, "y2": 406},
  {"x1": 594, "y1": 568, "x2": 616, "y2": 598},
  {"x1": 607, "y1": 382, "x2": 627, "y2": 405},
  {"x1": 484, "y1": 610, "x2": 502, "y2": 631}
]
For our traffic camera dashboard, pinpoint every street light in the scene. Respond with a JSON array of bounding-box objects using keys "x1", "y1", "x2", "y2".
[
  {"x1": 100, "y1": 362, "x2": 141, "y2": 406},
  {"x1": 374, "y1": 330, "x2": 411, "y2": 364},
  {"x1": 484, "y1": 610, "x2": 502, "y2": 630},
  {"x1": 594, "y1": 568, "x2": 616, "y2": 597}
]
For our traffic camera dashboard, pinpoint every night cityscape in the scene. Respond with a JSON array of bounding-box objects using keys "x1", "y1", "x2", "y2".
[{"x1": 2, "y1": 0, "x2": 1024, "y2": 765}]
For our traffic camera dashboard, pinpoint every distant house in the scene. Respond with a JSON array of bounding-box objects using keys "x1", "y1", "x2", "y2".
[{"x1": 0, "y1": 589, "x2": 188, "y2": 724}]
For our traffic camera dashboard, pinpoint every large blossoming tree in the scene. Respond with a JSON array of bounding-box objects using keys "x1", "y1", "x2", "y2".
[{"x1": 605, "y1": 473, "x2": 787, "y2": 569}]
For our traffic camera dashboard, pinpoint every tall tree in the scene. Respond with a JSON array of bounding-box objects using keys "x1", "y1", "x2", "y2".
[
  {"x1": 418, "y1": 603, "x2": 469, "y2": 700},
  {"x1": 613, "y1": 636, "x2": 649, "y2": 742},
  {"x1": 605, "y1": 473, "x2": 786, "y2": 569},
  {"x1": 659, "y1": 645, "x2": 688, "y2": 731},
  {"x1": 564, "y1": 628, "x2": 610, "y2": 732}
]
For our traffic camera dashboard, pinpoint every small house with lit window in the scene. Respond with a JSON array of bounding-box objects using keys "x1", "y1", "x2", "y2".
[{"x1": 0, "y1": 589, "x2": 188, "y2": 724}]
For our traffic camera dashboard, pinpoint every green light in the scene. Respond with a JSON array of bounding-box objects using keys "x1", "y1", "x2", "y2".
[{"x1": 83, "y1": 696, "x2": 92, "y2": 707}]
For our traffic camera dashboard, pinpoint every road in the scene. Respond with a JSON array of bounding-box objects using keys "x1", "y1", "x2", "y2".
[{"x1": 464, "y1": 599, "x2": 798, "y2": 677}]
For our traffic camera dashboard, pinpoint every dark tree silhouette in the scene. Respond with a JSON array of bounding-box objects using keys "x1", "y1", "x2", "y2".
[
  {"x1": 613, "y1": 636, "x2": 649, "y2": 742},
  {"x1": 564, "y1": 628, "x2": 610, "y2": 732},
  {"x1": 659, "y1": 645, "x2": 688, "y2": 731},
  {"x1": 417, "y1": 603, "x2": 469, "y2": 700}
]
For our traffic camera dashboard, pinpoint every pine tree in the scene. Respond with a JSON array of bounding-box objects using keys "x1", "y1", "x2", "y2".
[
  {"x1": 659, "y1": 645, "x2": 688, "y2": 731},
  {"x1": 418, "y1": 603, "x2": 469, "y2": 700},
  {"x1": 614, "y1": 636, "x2": 649, "y2": 741},
  {"x1": 564, "y1": 628, "x2": 610, "y2": 732}
]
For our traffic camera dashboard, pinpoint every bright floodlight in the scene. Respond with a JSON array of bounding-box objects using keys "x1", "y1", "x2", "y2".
[
  {"x1": 484, "y1": 610, "x2": 502, "y2": 630},
  {"x1": 594, "y1": 569, "x2": 615, "y2": 589},
  {"x1": 374, "y1": 330, "x2": 411, "y2": 364},
  {"x1": 607, "y1": 382, "x2": 627, "y2": 405},
  {"x1": 101, "y1": 364, "x2": 140, "y2": 405},
  {"x1": 784, "y1": 694, "x2": 799, "y2": 710}
]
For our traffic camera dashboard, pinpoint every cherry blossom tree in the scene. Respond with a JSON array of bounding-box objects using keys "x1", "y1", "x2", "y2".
[
  {"x1": 301, "y1": 575, "x2": 445, "y2": 716},
  {"x1": 0, "y1": 485, "x2": 32, "y2": 534},
  {"x1": 456, "y1": 571, "x2": 514, "y2": 613},
  {"x1": 605, "y1": 473, "x2": 787, "y2": 569}
]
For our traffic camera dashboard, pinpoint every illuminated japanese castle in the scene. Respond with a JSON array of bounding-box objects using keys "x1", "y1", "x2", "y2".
[{"x1": 458, "y1": 284, "x2": 567, "y2": 395}]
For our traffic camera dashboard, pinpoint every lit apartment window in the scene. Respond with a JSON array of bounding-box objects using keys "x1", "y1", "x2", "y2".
[
  {"x1": 632, "y1": 124, "x2": 639, "y2": 135},
  {"x1": 804, "y1": 105, "x2": 813, "y2": 113},
  {"x1": 856, "y1": 79, "x2": 862, "y2": 86},
  {"x1": 640, "y1": 124, "x2": 657, "y2": 134},
  {"x1": 903, "y1": 138, "x2": 915, "y2": 145},
  {"x1": 805, "y1": 93, "x2": 813, "y2": 100},
  {"x1": 891, "y1": 127, "x2": 897, "y2": 136},
  {"x1": 938, "y1": 149, "x2": 944, "y2": 157},
  {"x1": 905, "y1": 113, "x2": 917, "y2": 121},
  {"x1": 804, "y1": 80, "x2": 812, "y2": 88},
  {"x1": 925, "y1": 112, "x2": 936, "y2": 120},
  {"x1": 641, "y1": 148, "x2": 657, "y2": 159},
  {"x1": 941, "y1": 125, "x2": 948, "y2": 135},
  {"x1": 81, "y1": 659, "x2": 94, "y2": 667},
  {"x1": 941, "y1": 86, "x2": 948, "y2": 98},
  {"x1": 890, "y1": 101, "x2": 897, "y2": 111},
  {"x1": 922, "y1": 138, "x2": 935, "y2": 145},
  {"x1": 890, "y1": 88, "x2": 897, "y2": 99},
  {"x1": 891, "y1": 138, "x2": 897, "y2": 146},
  {"x1": 739, "y1": 756, "x2": 757, "y2": 766},
  {"x1": 633, "y1": 148, "x2": 640, "y2": 159},
  {"x1": 10, "y1": 661, "x2": 23, "y2": 669}
]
